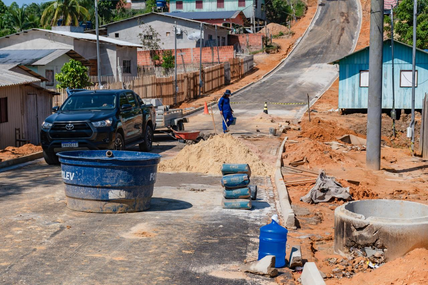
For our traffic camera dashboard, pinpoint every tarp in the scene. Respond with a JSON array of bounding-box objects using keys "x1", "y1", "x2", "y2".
[{"x1": 300, "y1": 170, "x2": 351, "y2": 203}]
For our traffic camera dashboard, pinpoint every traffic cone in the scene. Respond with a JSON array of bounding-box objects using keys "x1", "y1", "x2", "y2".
[
  {"x1": 204, "y1": 102, "x2": 209, "y2": 115},
  {"x1": 263, "y1": 102, "x2": 268, "y2": 114}
]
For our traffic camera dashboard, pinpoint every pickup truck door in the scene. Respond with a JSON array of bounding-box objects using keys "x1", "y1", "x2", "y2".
[
  {"x1": 119, "y1": 93, "x2": 134, "y2": 139},
  {"x1": 126, "y1": 92, "x2": 143, "y2": 140}
]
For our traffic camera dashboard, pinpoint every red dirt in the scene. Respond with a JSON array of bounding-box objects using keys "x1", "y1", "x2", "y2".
[{"x1": 0, "y1": 144, "x2": 42, "y2": 162}]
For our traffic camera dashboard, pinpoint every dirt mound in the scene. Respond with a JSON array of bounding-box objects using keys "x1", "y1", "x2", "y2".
[
  {"x1": 0, "y1": 144, "x2": 42, "y2": 162},
  {"x1": 258, "y1": 23, "x2": 289, "y2": 36},
  {"x1": 328, "y1": 248, "x2": 428, "y2": 285},
  {"x1": 158, "y1": 134, "x2": 272, "y2": 176},
  {"x1": 283, "y1": 140, "x2": 347, "y2": 167},
  {"x1": 300, "y1": 118, "x2": 362, "y2": 142}
]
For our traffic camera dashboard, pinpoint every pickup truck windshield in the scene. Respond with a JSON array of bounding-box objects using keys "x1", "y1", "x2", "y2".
[{"x1": 61, "y1": 94, "x2": 116, "y2": 111}]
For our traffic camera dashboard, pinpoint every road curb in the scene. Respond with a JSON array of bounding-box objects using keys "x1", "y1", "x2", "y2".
[
  {"x1": 0, "y1": 151, "x2": 43, "y2": 170},
  {"x1": 274, "y1": 136, "x2": 296, "y2": 228}
]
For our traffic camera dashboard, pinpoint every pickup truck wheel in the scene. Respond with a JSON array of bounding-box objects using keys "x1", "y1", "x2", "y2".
[
  {"x1": 43, "y1": 151, "x2": 59, "y2": 165},
  {"x1": 139, "y1": 125, "x2": 153, "y2": 152},
  {"x1": 114, "y1": 133, "x2": 125, "y2": 150}
]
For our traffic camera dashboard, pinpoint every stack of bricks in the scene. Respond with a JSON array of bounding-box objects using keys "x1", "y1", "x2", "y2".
[{"x1": 221, "y1": 164, "x2": 257, "y2": 210}]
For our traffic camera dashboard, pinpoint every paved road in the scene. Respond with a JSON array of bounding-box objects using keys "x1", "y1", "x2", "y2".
[
  {"x1": 231, "y1": 0, "x2": 360, "y2": 117},
  {"x1": 0, "y1": 137, "x2": 279, "y2": 284}
]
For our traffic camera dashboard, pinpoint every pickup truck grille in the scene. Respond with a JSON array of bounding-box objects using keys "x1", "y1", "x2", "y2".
[{"x1": 49, "y1": 122, "x2": 93, "y2": 139}]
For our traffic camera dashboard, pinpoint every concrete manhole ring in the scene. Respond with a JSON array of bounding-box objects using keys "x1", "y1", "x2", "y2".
[{"x1": 334, "y1": 199, "x2": 428, "y2": 260}]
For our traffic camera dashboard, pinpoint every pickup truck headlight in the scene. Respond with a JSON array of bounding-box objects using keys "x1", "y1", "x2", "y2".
[
  {"x1": 41, "y1": 121, "x2": 52, "y2": 130},
  {"x1": 92, "y1": 118, "x2": 112, "y2": 128}
]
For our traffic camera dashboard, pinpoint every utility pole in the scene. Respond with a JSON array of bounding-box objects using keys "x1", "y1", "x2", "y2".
[
  {"x1": 391, "y1": 5, "x2": 396, "y2": 138},
  {"x1": 95, "y1": 0, "x2": 101, "y2": 87},
  {"x1": 215, "y1": 25, "x2": 220, "y2": 64},
  {"x1": 366, "y1": 0, "x2": 384, "y2": 170},
  {"x1": 199, "y1": 23, "x2": 203, "y2": 98},
  {"x1": 253, "y1": 3, "x2": 256, "y2": 33},
  {"x1": 410, "y1": 0, "x2": 417, "y2": 154},
  {"x1": 174, "y1": 21, "x2": 177, "y2": 105}
]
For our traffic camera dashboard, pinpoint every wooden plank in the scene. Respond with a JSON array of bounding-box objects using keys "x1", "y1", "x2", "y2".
[{"x1": 281, "y1": 165, "x2": 319, "y2": 175}]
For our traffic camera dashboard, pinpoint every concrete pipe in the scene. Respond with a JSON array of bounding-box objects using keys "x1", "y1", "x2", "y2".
[{"x1": 334, "y1": 199, "x2": 428, "y2": 261}]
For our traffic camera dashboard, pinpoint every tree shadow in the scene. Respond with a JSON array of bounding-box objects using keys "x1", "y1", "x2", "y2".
[{"x1": 383, "y1": 164, "x2": 428, "y2": 174}]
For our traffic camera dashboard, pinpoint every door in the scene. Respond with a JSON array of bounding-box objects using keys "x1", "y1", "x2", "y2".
[
  {"x1": 125, "y1": 92, "x2": 142, "y2": 140},
  {"x1": 26, "y1": 93, "x2": 40, "y2": 145},
  {"x1": 119, "y1": 93, "x2": 134, "y2": 140}
]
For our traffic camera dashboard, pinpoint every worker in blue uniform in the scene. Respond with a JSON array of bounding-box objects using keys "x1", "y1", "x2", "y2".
[{"x1": 218, "y1": 90, "x2": 234, "y2": 133}]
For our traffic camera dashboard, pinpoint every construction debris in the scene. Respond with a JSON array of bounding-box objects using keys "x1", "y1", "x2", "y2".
[
  {"x1": 243, "y1": 255, "x2": 279, "y2": 277},
  {"x1": 300, "y1": 171, "x2": 351, "y2": 204}
]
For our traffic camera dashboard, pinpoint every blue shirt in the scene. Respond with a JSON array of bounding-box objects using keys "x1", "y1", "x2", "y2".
[{"x1": 218, "y1": 96, "x2": 232, "y2": 113}]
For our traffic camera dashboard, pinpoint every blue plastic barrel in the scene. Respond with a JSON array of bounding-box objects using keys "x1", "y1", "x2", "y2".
[
  {"x1": 221, "y1": 163, "x2": 251, "y2": 176},
  {"x1": 221, "y1": 174, "x2": 250, "y2": 189},
  {"x1": 57, "y1": 150, "x2": 161, "y2": 213},
  {"x1": 156, "y1": 0, "x2": 166, "y2": 8},
  {"x1": 224, "y1": 187, "x2": 250, "y2": 199},
  {"x1": 258, "y1": 220, "x2": 288, "y2": 267}
]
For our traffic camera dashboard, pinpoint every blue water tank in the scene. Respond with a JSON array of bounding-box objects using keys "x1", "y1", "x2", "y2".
[
  {"x1": 156, "y1": 0, "x2": 166, "y2": 8},
  {"x1": 258, "y1": 220, "x2": 288, "y2": 267},
  {"x1": 57, "y1": 150, "x2": 161, "y2": 213}
]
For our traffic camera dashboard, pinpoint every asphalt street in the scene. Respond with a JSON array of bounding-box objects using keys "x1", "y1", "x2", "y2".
[{"x1": 230, "y1": 0, "x2": 360, "y2": 117}]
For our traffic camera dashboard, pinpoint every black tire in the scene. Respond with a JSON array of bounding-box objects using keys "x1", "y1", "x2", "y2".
[
  {"x1": 139, "y1": 125, "x2": 153, "y2": 152},
  {"x1": 114, "y1": 133, "x2": 125, "y2": 150},
  {"x1": 43, "y1": 151, "x2": 59, "y2": 165}
]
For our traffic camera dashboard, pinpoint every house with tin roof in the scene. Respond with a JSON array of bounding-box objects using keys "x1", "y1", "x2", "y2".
[
  {"x1": 0, "y1": 49, "x2": 88, "y2": 89},
  {"x1": 165, "y1": 11, "x2": 248, "y2": 28},
  {"x1": 0, "y1": 27, "x2": 141, "y2": 82},
  {"x1": 0, "y1": 64, "x2": 58, "y2": 148}
]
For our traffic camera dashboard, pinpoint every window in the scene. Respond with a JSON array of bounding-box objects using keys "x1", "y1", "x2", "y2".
[
  {"x1": 0, "y1": 97, "x2": 7, "y2": 123},
  {"x1": 144, "y1": 35, "x2": 153, "y2": 40},
  {"x1": 176, "y1": 1, "x2": 183, "y2": 9},
  {"x1": 123, "y1": 60, "x2": 131, "y2": 74},
  {"x1": 359, "y1": 70, "x2": 369, "y2": 87},
  {"x1": 261, "y1": 3, "x2": 265, "y2": 11},
  {"x1": 119, "y1": 94, "x2": 129, "y2": 108},
  {"x1": 238, "y1": 0, "x2": 245, "y2": 7},
  {"x1": 400, "y1": 70, "x2": 418, "y2": 87},
  {"x1": 126, "y1": 92, "x2": 136, "y2": 108},
  {"x1": 166, "y1": 32, "x2": 170, "y2": 36},
  {"x1": 196, "y1": 0, "x2": 203, "y2": 9},
  {"x1": 45, "y1": 69, "x2": 54, "y2": 86},
  {"x1": 221, "y1": 36, "x2": 226, "y2": 46},
  {"x1": 217, "y1": 0, "x2": 224, "y2": 8},
  {"x1": 115, "y1": 33, "x2": 119, "y2": 38}
]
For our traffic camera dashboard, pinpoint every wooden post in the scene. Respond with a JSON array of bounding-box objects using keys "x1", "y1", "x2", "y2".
[
  {"x1": 210, "y1": 105, "x2": 217, "y2": 134},
  {"x1": 307, "y1": 94, "x2": 311, "y2": 122}
]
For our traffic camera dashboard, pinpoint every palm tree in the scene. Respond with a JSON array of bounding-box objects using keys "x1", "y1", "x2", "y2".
[
  {"x1": 9, "y1": 4, "x2": 31, "y2": 32},
  {"x1": 41, "y1": 0, "x2": 90, "y2": 27}
]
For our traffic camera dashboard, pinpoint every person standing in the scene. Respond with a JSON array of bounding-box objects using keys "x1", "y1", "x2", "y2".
[{"x1": 218, "y1": 90, "x2": 234, "y2": 133}]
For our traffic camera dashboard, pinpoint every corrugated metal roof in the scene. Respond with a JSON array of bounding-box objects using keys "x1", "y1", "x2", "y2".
[
  {"x1": 0, "y1": 66, "x2": 41, "y2": 87},
  {"x1": 99, "y1": 12, "x2": 230, "y2": 30},
  {"x1": 165, "y1": 11, "x2": 241, "y2": 20},
  {"x1": 34, "y1": 29, "x2": 142, "y2": 47},
  {"x1": 0, "y1": 50, "x2": 59, "y2": 65},
  {"x1": 32, "y1": 49, "x2": 70, "y2": 65}
]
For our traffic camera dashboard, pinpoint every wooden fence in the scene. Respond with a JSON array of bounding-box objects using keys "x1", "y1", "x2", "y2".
[{"x1": 54, "y1": 63, "x2": 226, "y2": 106}]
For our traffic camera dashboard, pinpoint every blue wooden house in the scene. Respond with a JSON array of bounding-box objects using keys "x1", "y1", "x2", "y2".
[{"x1": 335, "y1": 39, "x2": 428, "y2": 109}]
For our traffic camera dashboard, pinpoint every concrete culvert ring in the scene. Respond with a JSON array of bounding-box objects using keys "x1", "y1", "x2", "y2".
[{"x1": 334, "y1": 199, "x2": 428, "y2": 261}]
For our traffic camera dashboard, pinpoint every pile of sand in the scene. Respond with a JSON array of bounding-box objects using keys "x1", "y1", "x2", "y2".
[
  {"x1": 158, "y1": 134, "x2": 272, "y2": 176},
  {"x1": 0, "y1": 144, "x2": 42, "y2": 162},
  {"x1": 258, "y1": 23, "x2": 289, "y2": 36}
]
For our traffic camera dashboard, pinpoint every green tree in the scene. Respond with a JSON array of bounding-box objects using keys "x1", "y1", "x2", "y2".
[
  {"x1": 55, "y1": 59, "x2": 91, "y2": 89},
  {"x1": 41, "y1": 0, "x2": 90, "y2": 27},
  {"x1": 265, "y1": 0, "x2": 292, "y2": 25},
  {"x1": 386, "y1": 0, "x2": 428, "y2": 49},
  {"x1": 161, "y1": 50, "x2": 175, "y2": 75}
]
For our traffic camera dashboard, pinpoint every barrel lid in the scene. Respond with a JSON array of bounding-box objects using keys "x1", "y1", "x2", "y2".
[
  {"x1": 57, "y1": 150, "x2": 161, "y2": 163},
  {"x1": 260, "y1": 220, "x2": 288, "y2": 234}
]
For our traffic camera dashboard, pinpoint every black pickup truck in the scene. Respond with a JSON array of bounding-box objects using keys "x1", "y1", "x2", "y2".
[{"x1": 40, "y1": 89, "x2": 156, "y2": 165}]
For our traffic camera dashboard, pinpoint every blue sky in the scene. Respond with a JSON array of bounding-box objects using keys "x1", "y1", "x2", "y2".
[{"x1": 3, "y1": 0, "x2": 50, "y2": 7}]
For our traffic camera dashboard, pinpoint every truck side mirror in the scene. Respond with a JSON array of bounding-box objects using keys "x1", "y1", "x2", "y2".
[{"x1": 52, "y1": 106, "x2": 59, "y2": 113}]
